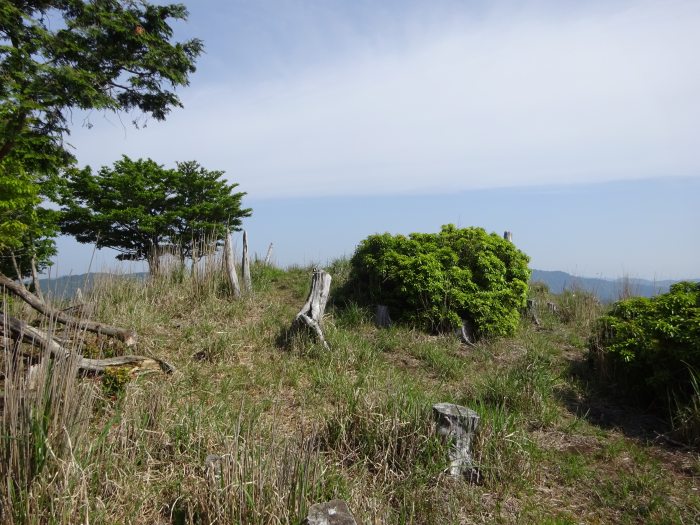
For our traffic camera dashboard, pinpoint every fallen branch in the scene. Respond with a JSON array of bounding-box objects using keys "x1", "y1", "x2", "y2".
[
  {"x1": 0, "y1": 313, "x2": 173, "y2": 374},
  {"x1": 292, "y1": 269, "x2": 331, "y2": 350},
  {"x1": 0, "y1": 273, "x2": 137, "y2": 346}
]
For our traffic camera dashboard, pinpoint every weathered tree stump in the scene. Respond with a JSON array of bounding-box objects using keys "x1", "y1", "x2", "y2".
[
  {"x1": 526, "y1": 298, "x2": 541, "y2": 326},
  {"x1": 241, "y1": 230, "x2": 252, "y2": 293},
  {"x1": 305, "y1": 500, "x2": 358, "y2": 525},
  {"x1": 264, "y1": 242, "x2": 274, "y2": 265},
  {"x1": 375, "y1": 305, "x2": 392, "y2": 328},
  {"x1": 223, "y1": 233, "x2": 242, "y2": 298},
  {"x1": 547, "y1": 301, "x2": 557, "y2": 314},
  {"x1": 458, "y1": 319, "x2": 476, "y2": 346},
  {"x1": 292, "y1": 269, "x2": 331, "y2": 350},
  {"x1": 433, "y1": 402, "x2": 480, "y2": 480}
]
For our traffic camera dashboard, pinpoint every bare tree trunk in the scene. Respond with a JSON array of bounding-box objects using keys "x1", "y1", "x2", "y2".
[
  {"x1": 30, "y1": 255, "x2": 44, "y2": 303},
  {"x1": 223, "y1": 233, "x2": 241, "y2": 298},
  {"x1": 264, "y1": 243, "x2": 274, "y2": 265},
  {"x1": 9, "y1": 252, "x2": 27, "y2": 291},
  {"x1": 241, "y1": 230, "x2": 252, "y2": 293},
  {"x1": 292, "y1": 269, "x2": 331, "y2": 350},
  {"x1": 1, "y1": 313, "x2": 172, "y2": 374},
  {"x1": 0, "y1": 273, "x2": 137, "y2": 346}
]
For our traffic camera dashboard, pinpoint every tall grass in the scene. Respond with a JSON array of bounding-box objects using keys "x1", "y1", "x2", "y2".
[{"x1": 0, "y1": 319, "x2": 97, "y2": 523}]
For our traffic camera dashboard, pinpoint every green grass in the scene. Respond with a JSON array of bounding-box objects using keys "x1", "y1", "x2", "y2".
[{"x1": 1, "y1": 262, "x2": 699, "y2": 524}]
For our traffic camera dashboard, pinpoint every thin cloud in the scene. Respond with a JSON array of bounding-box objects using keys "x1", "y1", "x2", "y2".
[{"x1": 70, "y1": 0, "x2": 700, "y2": 198}]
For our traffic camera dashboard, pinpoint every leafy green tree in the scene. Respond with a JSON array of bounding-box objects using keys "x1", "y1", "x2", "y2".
[
  {"x1": 343, "y1": 225, "x2": 531, "y2": 337},
  {"x1": 0, "y1": 0, "x2": 203, "y2": 166},
  {"x1": 171, "y1": 161, "x2": 251, "y2": 261},
  {"x1": 0, "y1": 1, "x2": 202, "y2": 281},
  {"x1": 0, "y1": 158, "x2": 57, "y2": 283},
  {"x1": 59, "y1": 156, "x2": 251, "y2": 273}
]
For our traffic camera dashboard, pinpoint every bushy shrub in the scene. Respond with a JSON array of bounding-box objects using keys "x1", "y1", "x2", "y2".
[
  {"x1": 591, "y1": 281, "x2": 700, "y2": 404},
  {"x1": 342, "y1": 225, "x2": 531, "y2": 337}
]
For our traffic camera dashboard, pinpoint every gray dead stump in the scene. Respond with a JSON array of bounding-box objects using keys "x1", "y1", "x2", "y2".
[
  {"x1": 241, "y1": 230, "x2": 252, "y2": 293},
  {"x1": 375, "y1": 305, "x2": 392, "y2": 328},
  {"x1": 223, "y1": 234, "x2": 242, "y2": 299},
  {"x1": 526, "y1": 299, "x2": 540, "y2": 326},
  {"x1": 433, "y1": 403, "x2": 480, "y2": 480},
  {"x1": 457, "y1": 319, "x2": 476, "y2": 346},
  {"x1": 293, "y1": 269, "x2": 332, "y2": 350},
  {"x1": 305, "y1": 500, "x2": 358, "y2": 525},
  {"x1": 547, "y1": 301, "x2": 557, "y2": 314}
]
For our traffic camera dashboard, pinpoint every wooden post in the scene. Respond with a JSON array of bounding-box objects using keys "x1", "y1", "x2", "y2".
[
  {"x1": 264, "y1": 243, "x2": 274, "y2": 265},
  {"x1": 223, "y1": 234, "x2": 242, "y2": 298},
  {"x1": 503, "y1": 231, "x2": 513, "y2": 242},
  {"x1": 241, "y1": 230, "x2": 252, "y2": 293}
]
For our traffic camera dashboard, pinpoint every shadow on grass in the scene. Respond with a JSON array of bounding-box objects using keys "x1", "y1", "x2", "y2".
[{"x1": 557, "y1": 354, "x2": 677, "y2": 445}]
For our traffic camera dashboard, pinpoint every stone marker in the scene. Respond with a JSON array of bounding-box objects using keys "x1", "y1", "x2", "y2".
[
  {"x1": 305, "y1": 500, "x2": 358, "y2": 525},
  {"x1": 432, "y1": 403, "x2": 480, "y2": 480}
]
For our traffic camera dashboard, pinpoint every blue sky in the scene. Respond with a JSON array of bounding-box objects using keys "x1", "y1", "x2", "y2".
[{"x1": 52, "y1": 0, "x2": 700, "y2": 279}]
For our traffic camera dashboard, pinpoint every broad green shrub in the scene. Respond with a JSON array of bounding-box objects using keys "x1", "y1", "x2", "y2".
[
  {"x1": 591, "y1": 281, "x2": 700, "y2": 405},
  {"x1": 342, "y1": 225, "x2": 531, "y2": 337}
]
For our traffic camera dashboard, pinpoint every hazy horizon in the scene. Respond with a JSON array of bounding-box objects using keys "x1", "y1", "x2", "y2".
[{"x1": 49, "y1": 0, "x2": 699, "y2": 279}]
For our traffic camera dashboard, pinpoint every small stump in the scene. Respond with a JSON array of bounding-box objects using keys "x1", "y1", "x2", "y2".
[
  {"x1": 305, "y1": 500, "x2": 358, "y2": 525},
  {"x1": 375, "y1": 305, "x2": 392, "y2": 328},
  {"x1": 433, "y1": 402, "x2": 480, "y2": 480}
]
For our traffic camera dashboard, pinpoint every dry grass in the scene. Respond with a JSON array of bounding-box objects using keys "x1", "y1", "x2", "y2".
[{"x1": 1, "y1": 262, "x2": 698, "y2": 524}]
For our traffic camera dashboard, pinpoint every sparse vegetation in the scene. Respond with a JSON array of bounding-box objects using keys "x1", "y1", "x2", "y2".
[{"x1": 2, "y1": 260, "x2": 698, "y2": 524}]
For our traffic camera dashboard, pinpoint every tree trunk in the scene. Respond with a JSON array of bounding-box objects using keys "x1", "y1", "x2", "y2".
[
  {"x1": 0, "y1": 273, "x2": 137, "y2": 346},
  {"x1": 30, "y1": 254, "x2": 45, "y2": 303},
  {"x1": 1, "y1": 313, "x2": 173, "y2": 374},
  {"x1": 292, "y1": 269, "x2": 331, "y2": 350},
  {"x1": 223, "y1": 233, "x2": 241, "y2": 298},
  {"x1": 10, "y1": 252, "x2": 27, "y2": 291},
  {"x1": 241, "y1": 230, "x2": 252, "y2": 293}
]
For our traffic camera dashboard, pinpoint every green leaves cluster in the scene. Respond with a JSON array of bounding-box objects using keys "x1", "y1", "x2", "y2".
[
  {"x1": 344, "y1": 225, "x2": 531, "y2": 337},
  {"x1": 59, "y1": 156, "x2": 251, "y2": 272},
  {"x1": 1, "y1": 1, "x2": 203, "y2": 167},
  {"x1": 593, "y1": 282, "x2": 700, "y2": 402},
  {"x1": 0, "y1": 158, "x2": 57, "y2": 279}
]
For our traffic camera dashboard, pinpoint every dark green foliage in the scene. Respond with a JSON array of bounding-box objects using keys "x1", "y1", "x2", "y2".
[
  {"x1": 1, "y1": 0, "x2": 201, "y2": 282},
  {"x1": 343, "y1": 225, "x2": 531, "y2": 337},
  {"x1": 592, "y1": 282, "x2": 700, "y2": 404},
  {"x1": 59, "y1": 156, "x2": 251, "y2": 273},
  {"x1": 0, "y1": 1, "x2": 202, "y2": 167}
]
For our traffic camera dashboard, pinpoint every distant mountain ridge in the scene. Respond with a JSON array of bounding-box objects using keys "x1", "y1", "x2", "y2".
[
  {"x1": 38, "y1": 269, "x2": 698, "y2": 304},
  {"x1": 530, "y1": 269, "x2": 698, "y2": 303}
]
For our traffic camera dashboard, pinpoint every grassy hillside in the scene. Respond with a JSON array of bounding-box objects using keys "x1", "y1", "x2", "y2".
[{"x1": 3, "y1": 263, "x2": 699, "y2": 524}]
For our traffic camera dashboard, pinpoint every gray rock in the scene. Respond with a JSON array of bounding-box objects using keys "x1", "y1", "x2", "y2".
[{"x1": 306, "y1": 499, "x2": 358, "y2": 525}]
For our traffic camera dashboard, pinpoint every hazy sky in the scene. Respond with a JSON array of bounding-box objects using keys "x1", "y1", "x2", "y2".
[{"x1": 53, "y1": 0, "x2": 700, "y2": 279}]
